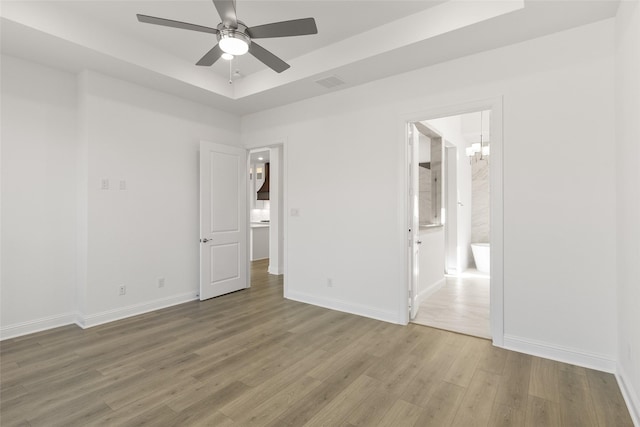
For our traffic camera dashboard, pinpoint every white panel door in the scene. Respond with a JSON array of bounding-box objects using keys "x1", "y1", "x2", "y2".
[{"x1": 200, "y1": 141, "x2": 248, "y2": 300}]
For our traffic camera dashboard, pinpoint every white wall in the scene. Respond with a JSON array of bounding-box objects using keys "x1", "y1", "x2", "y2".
[
  {"x1": 1, "y1": 56, "x2": 78, "y2": 336},
  {"x1": 1, "y1": 59, "x2": 242, "y2": 335},
  {"x1": 615, "y1": 0, "x2": 640, "y2": 423},
  {"x1": 77, "y1": 71, "x2": 241, "y2": 325},
  {"x1": 242, "y1": 20, "x2": 618, "y2": 367}
]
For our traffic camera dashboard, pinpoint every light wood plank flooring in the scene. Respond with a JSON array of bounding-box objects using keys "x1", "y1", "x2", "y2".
[
  {"x1": 412, "y1": 270, "x2": 491, "y2": 339},
  {"x1": 0, "y1": 260, "x2": 633, "y2": 426}
]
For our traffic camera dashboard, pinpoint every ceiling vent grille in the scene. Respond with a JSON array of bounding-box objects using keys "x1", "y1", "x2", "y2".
[{"x1": 315, "y1": 75, "x2": 346, "y2": 89}]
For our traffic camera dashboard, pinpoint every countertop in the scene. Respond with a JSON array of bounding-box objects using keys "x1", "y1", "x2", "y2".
[{"x1": 251, "y1": 222, "x2": 270, "y2": 229}]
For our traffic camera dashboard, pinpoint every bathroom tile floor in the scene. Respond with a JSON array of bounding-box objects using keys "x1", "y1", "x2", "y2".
[{"x1": 412, "y1": 269, "x2": 491, "y2": 339}]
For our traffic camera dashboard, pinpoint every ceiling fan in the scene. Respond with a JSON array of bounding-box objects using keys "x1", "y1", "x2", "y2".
[{"x1": 136, "y1": 0, "x2": 318, "y2": 73}]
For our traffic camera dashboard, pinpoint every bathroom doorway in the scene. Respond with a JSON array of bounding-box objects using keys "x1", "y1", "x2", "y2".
[{"x1": 406, "y1": 101, "x2": 502, "y2": 343}]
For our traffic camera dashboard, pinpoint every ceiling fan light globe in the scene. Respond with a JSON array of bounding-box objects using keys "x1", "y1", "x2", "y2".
[{"x1": 219, "y1": 34, "x2": 250, "y2": 55}]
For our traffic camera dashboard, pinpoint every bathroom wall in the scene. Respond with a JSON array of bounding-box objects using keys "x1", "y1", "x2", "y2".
[
  {"x1": 430, "y1": 138, "x2": 443, "y2": 225},
  {"x1": 418, "y1": 166, "x2": 431, "y2": 224},
  {"x1": 471, "y1": 159, "x2": 490, "y2": 244},
  {"x1": 418, "y1": 133, "x2": 432, "y2": 225}
]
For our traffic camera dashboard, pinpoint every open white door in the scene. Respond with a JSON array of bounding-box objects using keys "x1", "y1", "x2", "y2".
[
  {"x1": 200, "y1": 141, "x2": 248, "y2": 300},
  {"x1": 409, "y1": 124, "x2": 421, "y2": 320}
]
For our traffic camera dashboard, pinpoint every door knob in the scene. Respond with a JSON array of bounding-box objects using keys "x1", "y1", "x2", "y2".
[
  {"x1": 201, "y1": 238, "x2": 211, "y2": 243},
  {"x1": 417, "y1": 240, "x2": 422, "y2": 245}
]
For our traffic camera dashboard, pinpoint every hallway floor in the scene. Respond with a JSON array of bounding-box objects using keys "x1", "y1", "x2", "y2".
[{"x1": 412, "y1": 269, "x2": 491, "y2": 339}]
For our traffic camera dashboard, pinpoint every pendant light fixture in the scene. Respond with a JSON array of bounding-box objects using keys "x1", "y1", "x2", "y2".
[{"x1": 466, "y1": 110, "x2": 490, "y2": 163}]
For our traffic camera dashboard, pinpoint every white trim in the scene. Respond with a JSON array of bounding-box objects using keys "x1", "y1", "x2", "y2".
[
  {"x1": 418, "y1": 278, "x2": 446, "y2": 304},
  {"x1": 268, "y1": 265, "x2": 283, "y2": 275},
  {"x1": 0, "y1": 312, "x2": 77, "y2": 340},
  {"x1": 286, "y1": 290, "x2": 403, "y2": 325},
  {"x1": 617, "y1": 363, "x2": 640, "y2": 427},
  {"x1": 399, "y1": 96, "x2": 504, "y2": 347},
  {"x1": 75, "y1": 292, "x2": 198, "y2": 329},
  {"x1": 503, "y1": 334, "x2": 616, "y2": 373}
]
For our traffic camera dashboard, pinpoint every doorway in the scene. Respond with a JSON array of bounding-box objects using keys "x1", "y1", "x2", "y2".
[
  {"x1": 404, "y1": 99, "x2": 503, "y2": 345},
  {"x1": 248, "y1": 146, "x2": 284, "y2": 279}
]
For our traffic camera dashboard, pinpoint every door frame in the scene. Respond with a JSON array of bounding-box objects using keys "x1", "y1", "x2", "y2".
[{"x1": 401, "y1": 97, "x2": 504, "y2": 347}]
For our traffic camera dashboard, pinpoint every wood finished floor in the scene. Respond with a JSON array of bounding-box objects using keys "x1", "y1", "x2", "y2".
[
  {"x1": 412, "y1": 270, "x2": 491, "y2": 339},
  {"x1": 0, "y1": 259, "x2": 633, "y2": 426}
]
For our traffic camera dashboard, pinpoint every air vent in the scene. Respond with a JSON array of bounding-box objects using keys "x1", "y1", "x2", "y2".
[{"x1": 315, "y1": 75, "x2": 346, "y2": 89}]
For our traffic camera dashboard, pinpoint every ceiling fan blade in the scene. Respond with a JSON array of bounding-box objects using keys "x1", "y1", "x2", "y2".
[
  {"x1": 213, "y1": 0, "x2": 238, "y2": 28},
  {"x1": 249, "y1": 42, "x2": 290, "y2": 73},
  {"x1": 196, "y1": 44, "x2": 224, "y2": 66},
  {"x1": 247, "y1": 18, "x2": 318, "y2": 39},
  {"x1": 136, "y1": 14, "x2": 218, "y2": 35}
]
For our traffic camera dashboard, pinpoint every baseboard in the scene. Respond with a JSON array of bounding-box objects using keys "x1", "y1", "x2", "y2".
[
  {"x1": 0, "y1": 312, "x2": 77, "y2": 340},
  {"x1": 75, "y1": 292, "x2": 198, "y2": 329},
  {"x1": 617, "y1": 362, "x2": 640, "y2": 427},
  {"x1": 268, "y1": 265, "x2": 283, "y2": 275},
  {"x1": 418, "y1": 278, "x2": 445, "y2": 304},
  {"x1": 285, "y1": 290, "x2": 402, "y2": 324},
  {"x1": 503, "y1": 334, "x2": 616, "y2": 373}
]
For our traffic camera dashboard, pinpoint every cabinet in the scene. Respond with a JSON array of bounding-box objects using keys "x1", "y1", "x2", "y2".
[{"x1": 250, "y1": 224, "x2": 269, "y2": 260}]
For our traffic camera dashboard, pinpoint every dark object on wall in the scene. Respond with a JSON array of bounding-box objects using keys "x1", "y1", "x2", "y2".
[{"x1": 257, "y1": 162, "x2": 270, "y2": 200}]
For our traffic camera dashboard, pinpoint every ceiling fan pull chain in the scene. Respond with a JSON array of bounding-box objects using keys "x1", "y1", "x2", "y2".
[{"x1": 229, "y1": 58, "x2": 233, "y2": 84}]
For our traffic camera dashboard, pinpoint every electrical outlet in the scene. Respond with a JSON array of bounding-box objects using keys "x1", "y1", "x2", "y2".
[
  {"x1": 101, "y1": 178, "x2": 109, "y2": 190},
  {"x1": 118, "y1": 285, "x2": 126, "y2": 296},
  {"x1": 327, "y1": 278, "x2": 333, "y2": 288},
  {"x1": 158, "y1": 277, "x2": 165, "y2": 288}
]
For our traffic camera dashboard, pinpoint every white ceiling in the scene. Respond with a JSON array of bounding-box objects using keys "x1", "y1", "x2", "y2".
[{"x1": 0, "y1": 0, "x2": 620, "y2": 115}]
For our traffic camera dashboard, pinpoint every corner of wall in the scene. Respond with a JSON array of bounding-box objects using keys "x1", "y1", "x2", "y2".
[{"x1": 617, "y1": 362, "x2": 640, "y2": 427}]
